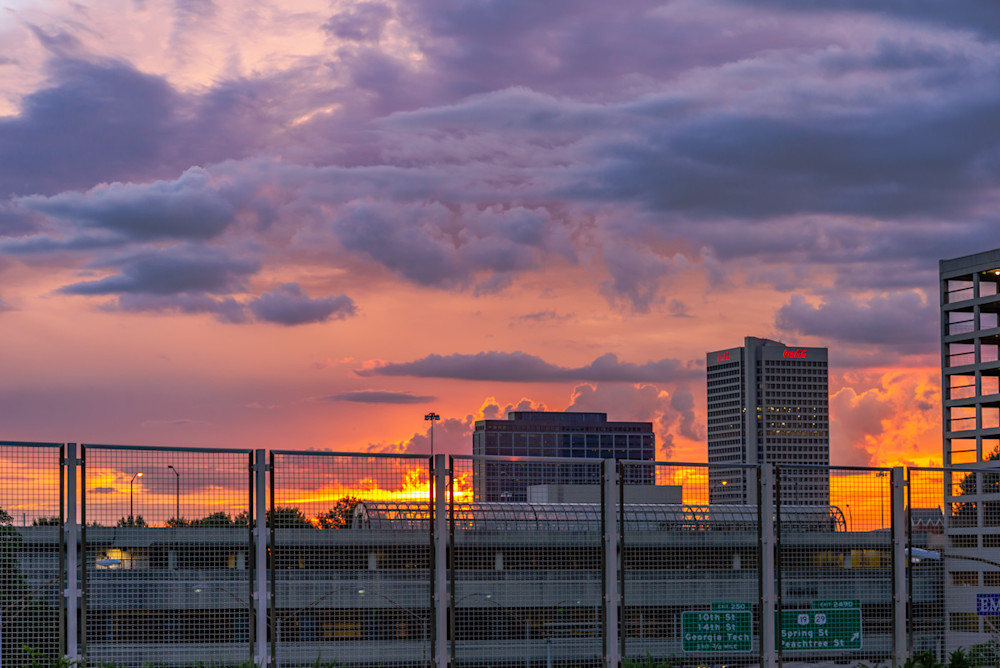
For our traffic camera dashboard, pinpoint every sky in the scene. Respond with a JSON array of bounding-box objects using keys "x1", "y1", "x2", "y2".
[{"x1": 1, "y1": 0, "x2": 994, "y2": 474}]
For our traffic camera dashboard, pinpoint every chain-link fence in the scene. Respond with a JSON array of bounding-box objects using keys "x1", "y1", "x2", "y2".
[
  {"x1": 620, "y1": 462, "x2": 760, "y2": 664},
  {"x1": 4, "y1": 443, "x2": 1000, "y2": 667},
  {"x1": 451, "y1": 455, "x2": 604, "y2": 668},
  {"x1": 0, "y1": 441, "x2": 64, "y2": 668},
  {"x1": 910, "y1": 465, "x2": 1000, "y2": 662},
  {"x1": 270, "y1": 451, "x2": 432, "y2": 667},
  {"x1": 80, "y1": 444, "x2": 253, "y2": 667},
  {"x1": 775, "y1": 465, "x2": 894, "y2": 666},
  {"x1": 907, "y1": 468, "x2": 946, "y2": 659}
]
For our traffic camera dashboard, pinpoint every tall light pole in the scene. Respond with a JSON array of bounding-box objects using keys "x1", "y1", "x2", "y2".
[
  {"x1": 424, "y1": 412, "x2": 440, "y2": 459},
  {"x1": 130, "y1": 471, "x2": 143, "y2": 525},
  {"x1": 167, "y1": 465, "x2": 180, "y2": 524}
]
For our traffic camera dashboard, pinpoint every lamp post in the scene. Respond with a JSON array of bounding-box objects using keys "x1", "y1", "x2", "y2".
[
  {"x1": 167, "y1": 465, "x2": 180, "y2": 524},
  {"x1": 130, "y1": 471, "x2": 143, "y2": 525},
  {"x1": 424, "y1": 412, "x2": 441, "y2": 459}
]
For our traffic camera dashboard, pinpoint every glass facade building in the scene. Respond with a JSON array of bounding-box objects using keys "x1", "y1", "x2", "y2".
[
  {"x1": 706, "y1": 337, "x2": 830, "y2": 505},
  {"x1": 471, "y1": 411, "x2": 654, "y2": 501}
]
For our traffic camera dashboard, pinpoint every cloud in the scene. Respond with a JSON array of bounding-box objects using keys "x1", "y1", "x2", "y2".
[
  {"x1": 776, "y1": 291, "x2": 936, "y2": 347},
  {"x1": 114, "y1": 293, "x2": 249, "y2": 324},
  {"x1": 356, "y1": 351, "x2": 700, "y2": 383},
  {"x1": 15, "y1": 168, "x2": 235, "y2": 247},
  {"x1": 516, "y1": 310, "x2": 574, "y2": 323},
  {"x1": 318, "y1": 390, "x2": 434, "y2": 404},
  {"x1": 0, "y1": 56, "x2": 276, "y2": 198},
  {"x1": 249, "y1": 283, "x2": 356, "y2": 326},
  {"x1": 730, "y1": 1, "x2": 1000, "y2": 41},
  {"x1": 829, "y1": 370, "x2": 941, "y2": 467},
  {"x1": 323, "y1": 3, "x2": 393, "y2": 42},
  {"x1": 58, "y1": 246, "x2": 259, "y2": 296}
]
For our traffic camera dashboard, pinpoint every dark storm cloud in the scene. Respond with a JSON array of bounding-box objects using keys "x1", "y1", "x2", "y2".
[
  {"x1": 248, "y1": 283, "x2": 356, "y2": 326},
  {"x1": 317, "y1": 390, "x2": 435, "y2": 404},
  {"x1": 331, "y1": 201, "x2": 570, "y2": 289},
  {"x1": 0, "y1": 57, "x2": 273, "y2": 197},
  {"x1": 59, "y1": 246, "x2": 259, "y2": 296},
  {"x1": 582, "y1": 94, "x2": 1000, "y2": 220},
  {"x1": 776, "y1": 292, "x2": 937, "y2": 346},
  {"x1": 15, "y1": 169, "x2": 235, "y2": 245},
  {"x1": 399, "y1": 0, "x2": 814, "y2": 98},
  {"x1": 114, "y1": 293, "x2": 249, "y2": 323},
  {"x1": 732, "y1": 1, "x2": 1000, "y2": 40},
  {"x1": 356, "y1": 351, "x2": 700, "y2": 383}
]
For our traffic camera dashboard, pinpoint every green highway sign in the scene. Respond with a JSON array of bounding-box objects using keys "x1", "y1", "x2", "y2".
[
  {"x1": 813, "y1": 600, "x2": 860, "y2": 610},
  {"x1": 682, "y1": 611, "x2": 753, "y2": 653},
  {"x1": 777, "y1": 609, "x2": 862, "y2": 651},
  {"x1": 712, "y1": 602, "x2": 752, "y2": 612}
]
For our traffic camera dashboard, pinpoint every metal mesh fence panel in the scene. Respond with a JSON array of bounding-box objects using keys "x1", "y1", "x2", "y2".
[
  {"x1": 0, "y1": 441, "x2": 64, "y2": 667},
  {"x1": 451, "y1": 455, "x2": 604, "y2": 668},
  {"x1": 907, "y1": 468, "x2": 945, "y2": 660},
  {"x1": 81, "y1": 444, "x2": 253, "y2": 667},
  {"x1": 270, "y1": 451, "x2": 432, "y2": 667},
  {"x1": 912, "y1": 465, "x2": 1000, "y2": 660},
  {"x1": 620, "y1": 461, "x2": 759, "y2": 664},
  {"x1": 775, "y1": 465, "x2": 891, "y2": 665}
]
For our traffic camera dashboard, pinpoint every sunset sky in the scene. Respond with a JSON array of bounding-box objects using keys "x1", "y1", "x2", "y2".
[{"x1": 1, "y1": 0, "x2": 992, "y2": 470}]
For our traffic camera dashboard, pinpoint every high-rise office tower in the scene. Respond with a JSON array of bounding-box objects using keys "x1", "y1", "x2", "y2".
[
  {"x1": 940, "y1": 249, "x2": 1000, "y2": 647},
  {"x1": 472, "y1": 411, "x2": 654, "y2": 502},
  {"x1": 706, "y1": 337, "x2": 830, "y2": 505}
]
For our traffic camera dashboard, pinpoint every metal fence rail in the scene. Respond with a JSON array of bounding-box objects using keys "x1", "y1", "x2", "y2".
[
  {"x1": 2, "y1": 442, "x2": 999, "y2": 668},
  {"x1": 0, "y1": 441, "x2": 64, "y2": 668}
]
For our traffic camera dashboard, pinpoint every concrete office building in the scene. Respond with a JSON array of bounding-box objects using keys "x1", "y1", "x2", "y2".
[
  {"x1": 471, "y1": 411, "x2": 654, "y2": 502},
  {"x1": 706, "y1": 337, "x2": 830, "y2": 505},
  {"x1": 939, "y1": 248, "x2": 1000, "y2": 648}
]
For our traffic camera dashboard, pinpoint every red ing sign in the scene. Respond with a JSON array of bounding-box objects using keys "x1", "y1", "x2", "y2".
[
  {"x1": 782, "y1": 349, "x2": 807, "y2": 359},
  {"x1": 717, "y1": 351, "x2": 730, "y2": 362}
]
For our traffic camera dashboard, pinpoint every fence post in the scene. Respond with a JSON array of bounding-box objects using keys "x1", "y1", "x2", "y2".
[
  {"x1": 760, "y1": 464, "x2": 777, "y2": 668},
  {"x1": 892, "y1": 466, "x2": 908, "y2": 667},
  {"x1": 254, "y1": 449, "x2": 269, "y2": 667},
  {"x1": 65, "y1": 443, "x2": 79, "y2": 661},
  {"x1": 602, "y1": 459, "x2": 620, "y2": 668},
  {"x1": 433, "y1": 453, "x2": 449, "y2": 668}
]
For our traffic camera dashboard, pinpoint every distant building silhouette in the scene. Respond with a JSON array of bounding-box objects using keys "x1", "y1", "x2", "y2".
[
  {"x1": 472, "y1": 411, "x2": 654, "y2": 502},
  {"x1": 706, "y1": 337, "x2": 829, "y2": 505}
]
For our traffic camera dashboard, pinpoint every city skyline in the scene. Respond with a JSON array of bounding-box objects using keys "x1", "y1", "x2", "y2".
[{"x1": 1, "y1": 1, "x2": 989, "y2": 469}]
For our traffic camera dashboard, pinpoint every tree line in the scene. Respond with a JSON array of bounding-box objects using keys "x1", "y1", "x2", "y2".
[{"x1": 108, "y1": 495, "x2": 362, "y2": 528}]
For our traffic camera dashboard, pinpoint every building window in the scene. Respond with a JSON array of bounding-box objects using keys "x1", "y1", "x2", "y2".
[{"x1": 951, "y1": 571, "x2": 979, "y2": 586}]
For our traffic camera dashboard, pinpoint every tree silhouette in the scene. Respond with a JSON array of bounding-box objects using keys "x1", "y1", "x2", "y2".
[
  {"x1": 317, "y1": 496, "x2": 361, "y2": 529},
  {"x1": 953, "y1": 446, "x2": 1000, "y2": 526},
  {"x1": 31, "y1": 516, "x2": 60, "y2": 526},
  {"x1": 191, "y1": 511, "x2": 235, "y2": 527},
  {"x1": 116, "y1": 514, "x2": 147, "y2": 527},
  {"x1": 268, "y1": 506, "x2": 313, "y2": 528}
]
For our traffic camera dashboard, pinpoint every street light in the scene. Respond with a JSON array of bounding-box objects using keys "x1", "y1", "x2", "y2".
[
  {"x1": 130, "y1": 472, "x2": 143, "y2": 525},
  {"x1": 167, "y1": 465, "x2": 180, "y2": 525},
  {"x1": 424, "y1": 412, "x2": 441, "y2": 459}
]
